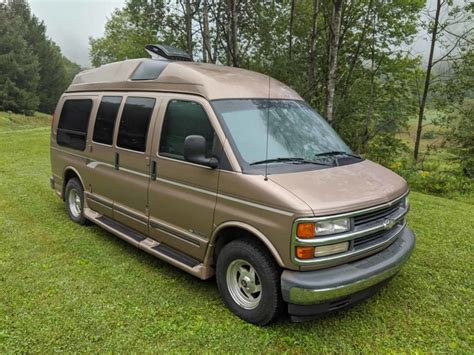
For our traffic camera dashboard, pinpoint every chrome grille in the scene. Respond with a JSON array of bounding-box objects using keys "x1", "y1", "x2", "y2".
[
  {"x1": 353, "y1": 220, "x2": 405, "y2": 249},
  {"x1": 353, "y1": 229, "x2": 387, "y2": 248},
  {"x1": 354, "y1": 201, "x2": 403, "y2": 227}
]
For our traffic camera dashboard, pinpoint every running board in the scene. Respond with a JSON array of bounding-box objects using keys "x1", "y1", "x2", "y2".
[{"x1": 84, "y1": 208, "x2": 214, "y2": 279}]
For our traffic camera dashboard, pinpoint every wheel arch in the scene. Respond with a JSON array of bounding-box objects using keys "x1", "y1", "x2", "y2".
[
  {"x1": 210, "y1": 221, "x2": 285, "y2": 268},
  {"x1": 62, "y1": 166, "x2": 85, "y2": 200}
]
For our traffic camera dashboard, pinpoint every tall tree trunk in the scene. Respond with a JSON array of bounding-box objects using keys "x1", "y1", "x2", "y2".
[
  {"x1": 289, "y1": 0, "x2": 296, "y2": 61},
  {"x1": 414, "y1": 0, "x2": 441, "y2": 161},
  {"x1": 308, "y1": 0, "x2": 320, "y2": 91},
  {"x1": 225, "y1": 1, "x2": 232, "y2": 65},
  {"x1": 202, "y1": 40, "x2": 207, "y2": 62},
  {"x1": 339, "y1": 0, "x2": 374, "y2": 102},
  {"x1": 202, "y1": 0, "x2": 213, "y2": 63},
  {"x1": 324, "y1": 0, "x2": 343, "y2": 124},
  {"x1": 364, "y1": 7, "x2": 377, "y2": 153},
  {"x1": 184, "y1": 0, "x2": 193, "y2": 60},
  {"x1": 213, "y1": 1, "x2": 222, "y2": 64},
  {"x1": 230, "y1": 0, "x2": 239, "y2": 67}
]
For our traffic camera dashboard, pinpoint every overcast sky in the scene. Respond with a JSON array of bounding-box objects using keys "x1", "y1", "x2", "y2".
[
  {"x1": 29, "y1": 0, "x2": 126, "y2": 67},
  {"x1": 29, "y1": 0, "x2": 436, "y2": 68}
]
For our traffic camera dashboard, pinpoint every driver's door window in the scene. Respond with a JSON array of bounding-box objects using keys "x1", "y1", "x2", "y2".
[{"x1": 159, "y1": 100, "x2": 214, "y2": 160}]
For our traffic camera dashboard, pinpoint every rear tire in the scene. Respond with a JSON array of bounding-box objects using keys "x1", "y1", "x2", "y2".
[
  {"x1": 216, "y1": 238, "x2": 283, "y2": 325},
  {"x1": 65, "y1": 178, "x2": 88, "y2": 225}
]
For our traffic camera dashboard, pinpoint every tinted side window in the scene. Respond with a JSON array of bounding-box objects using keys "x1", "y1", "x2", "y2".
[
  {"x1": 117, "y1": 97, "x2": 155, "y2": 152},
  {"x1": 93, "y1": 96, "x2": 122, "y2": 145},
  {"x1": 57, "y1": 99, "x2": 93, "y2": 151},
  {"x1": 159, "y1": 100, "x2": 214, "y2": 159}
]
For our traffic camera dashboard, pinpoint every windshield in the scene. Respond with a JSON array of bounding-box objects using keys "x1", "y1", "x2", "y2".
[{"x1": 212, "y1": 99, "x2": 352, "y2": 170}]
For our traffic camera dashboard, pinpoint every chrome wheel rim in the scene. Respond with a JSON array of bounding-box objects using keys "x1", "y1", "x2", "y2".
[
  {"x1": 68, "y1": 188, "x2": 82, "y2": 218},
  {"x1": 226, "y1": 259, "x2": 262, "y2": 310}
]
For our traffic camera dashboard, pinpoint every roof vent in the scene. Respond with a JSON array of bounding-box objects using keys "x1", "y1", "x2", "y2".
[{"x1": 145, "y1": 44, "x2": 193, "y2": 62}]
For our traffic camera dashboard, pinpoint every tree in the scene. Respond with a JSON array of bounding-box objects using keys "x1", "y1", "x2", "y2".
[
  {"x1": 0, "y1": 0, "x2": 80, "y2": 114},
  {"x1": 183, "y1": 0, "x2": 194, "y2": 59},
  {"x1": 321, "y1": 0, "x2": 423, "y2": 156},
  {"x1": 62, "y1": 56, "x2": 81, "y2": 83},
  {"x1": 288, "y1": 0, "x2": 295, "y2": 61},
  {"x1": 90, "y1": 9, "x2": 153, "y2": 66},
  {"x1": 90, "y1": 1, "x2": 179, "y2": 66},
  {"x1": 89, "y1": 0, "x2": 425, "y2": 163},
  {"x1": 307, "y1": 0, "x2": 321, "y2": 93},
  {"x1": 35, "y1": 40, "x2": 70, "y2": 113},
  {"x1": 413, "y1": 0, "x2": 473, "y2": 161},
  {"x1": 414, "y1": 0, "x2": 441, "y2": 161},
  {"x1": 324, "y1": 0, "x2": 343, "y2": 124},
  {"x1": 0, "y1": 3, "x2": 39, "y2": 114},
  {"x1": 225, "y1": 0, "x2": 240, "y2": 67},
  {"x1": 200, "y1": 0, "x2": 213, "y2": 62},
  {"x1": 434, "y1": 48, "x2": 474, "y2": 177}
]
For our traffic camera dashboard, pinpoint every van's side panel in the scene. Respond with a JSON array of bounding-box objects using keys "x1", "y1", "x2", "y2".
[
  {"x1": 106, "y1": 93, "x2": 161, "y2": 235},
  {"x1": 85, "y1": 93, "x2": 125, "y2": 218},
  {"x1": 213, "y1": 171, "x2": 314, "y2": 271},
  {"x1": 50, "y1": 94, "x2": 99, "y2": 200},
  {"x1": 147, "y1": 95, "x2": 224, "y2": 261}
]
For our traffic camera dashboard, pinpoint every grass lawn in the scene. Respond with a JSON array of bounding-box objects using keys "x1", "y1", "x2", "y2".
[
  {"x1": 0, "y1": 116, "x2": 473, "y2": 352},
  {"x1": 0, "y1": 111, "x2": 51, "y2": 132}
]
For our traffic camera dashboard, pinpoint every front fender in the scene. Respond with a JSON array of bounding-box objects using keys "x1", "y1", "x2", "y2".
[{"x1": 208, "y1": 220, "x2": 285, "y2": 267}]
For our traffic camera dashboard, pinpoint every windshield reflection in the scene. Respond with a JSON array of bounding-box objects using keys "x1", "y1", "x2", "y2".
[{"x1": 212, "y1": 99, "x2": 352, "y2": 166}]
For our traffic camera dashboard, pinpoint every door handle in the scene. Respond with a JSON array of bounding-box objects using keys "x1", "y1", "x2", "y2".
[
  {"x1": 151, "y1": 160, "x2": 157, "y2": 181},
  {"x1": 115, "y1": 152, "x2": 119, "y2": 170}
]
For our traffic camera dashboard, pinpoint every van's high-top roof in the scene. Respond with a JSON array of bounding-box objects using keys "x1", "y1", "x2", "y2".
[{"x1": 66, "y1": 59, "x2": 302, "y2": 101}]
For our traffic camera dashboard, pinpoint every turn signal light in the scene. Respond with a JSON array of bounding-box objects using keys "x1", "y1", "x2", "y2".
[
  {"x1": 295, "y1": 246, "x2": 315, "y2": 259},
  {"x1": 296, "y1": 223, "x2": 315, "y2": 238}
]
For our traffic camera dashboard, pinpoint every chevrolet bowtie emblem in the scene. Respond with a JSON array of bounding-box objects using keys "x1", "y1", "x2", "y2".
[{"x1": 383, "y1": 218, "x2": 396, "y2": 230}]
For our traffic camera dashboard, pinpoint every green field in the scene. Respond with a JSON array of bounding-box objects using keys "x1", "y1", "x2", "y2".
[
  {"x1": 0, "y1": 111, "x2": 51, "y2": 131},
  {"x1": 397, "y1": 109, "x2": 446, "y2": 152},
  {"x1": 0, "y1": 116, "x2": 473, "y2": 352}
]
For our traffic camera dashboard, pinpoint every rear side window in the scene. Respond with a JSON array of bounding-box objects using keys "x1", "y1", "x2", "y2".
[
  {"x1": 93, "y1": 96, "x2": 122, "y2": 145},
  {"x1": 117, "y1": 97, "x2": 156, "y2": 152},
  {"x1": 57, "y1": 99, "x2": 93, "y2": 151},
  {"x1": 159, "y1": 100, "x2": 214, "y2": 159}
]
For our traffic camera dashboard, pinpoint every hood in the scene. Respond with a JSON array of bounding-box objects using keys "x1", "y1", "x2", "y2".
[{"x1": 269, "y1": 160, "x2": 408, "y2": 216}]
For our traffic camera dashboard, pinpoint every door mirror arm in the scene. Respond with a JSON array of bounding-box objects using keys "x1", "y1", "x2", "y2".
[{"x1": 183, "y1": 135, "x2": 219, "y2": 169}]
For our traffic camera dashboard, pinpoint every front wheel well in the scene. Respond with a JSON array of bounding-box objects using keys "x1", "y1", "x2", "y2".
[{"x1": 212, "y1": 227, "x2": 279, "y2": 267}]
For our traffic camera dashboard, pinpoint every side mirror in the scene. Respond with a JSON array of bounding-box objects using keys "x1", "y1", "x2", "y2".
[{"x1": 183, "y1": 135, "x2": 218, "y2": 169}]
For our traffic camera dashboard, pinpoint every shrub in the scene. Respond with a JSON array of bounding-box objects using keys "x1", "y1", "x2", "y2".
[
  {"x1": 421, "y1": 130, "x2": 436, "y2": 139},
  {"x1": 365, "y1": 134, "x2": 409, "y2": 167},
  {"x1": 389, "y1": 158, "x2": 473, "y2": 196}
]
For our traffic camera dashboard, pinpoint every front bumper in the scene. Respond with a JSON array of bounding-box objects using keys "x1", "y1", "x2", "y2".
[{"x1": 281, "y1": 226, "x2": 415, "y2": 318}]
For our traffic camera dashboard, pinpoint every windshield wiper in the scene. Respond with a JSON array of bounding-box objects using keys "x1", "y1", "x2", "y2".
[
  {"x1": 314, "y1": 151, "x2": 362, "y2": 159},
  {"x1": 250, "y1": 157, "x2": 330, "y2": 166}
]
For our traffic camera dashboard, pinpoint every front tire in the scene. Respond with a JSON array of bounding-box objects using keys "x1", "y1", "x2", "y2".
[
  {"x1": 65, "y1": 178, "x2": 88, "y2": 225},
  {"x1": 216, "y1": 238, "x2": 283, "y2": 325}
]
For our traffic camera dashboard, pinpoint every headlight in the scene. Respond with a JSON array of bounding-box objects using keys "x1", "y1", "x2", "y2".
[
  {"x1": 296, "y1": 217, "x2": 351, "y2": 239},
  {"x1": 315, "y1": 217, "x2": 351, "y2": 236}
]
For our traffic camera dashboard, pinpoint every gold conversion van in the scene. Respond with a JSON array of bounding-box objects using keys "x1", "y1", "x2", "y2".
[{"x1": 50, "y1": 45, "x2": 415, "y2": 325}]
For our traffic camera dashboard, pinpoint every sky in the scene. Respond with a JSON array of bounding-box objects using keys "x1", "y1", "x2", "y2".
[
  {"x1": 28, "y1": 0, "x2": 439, "y2": 68},
  {"x1": 29, "y1": 0, "x2": 126, "y2": 67}
]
